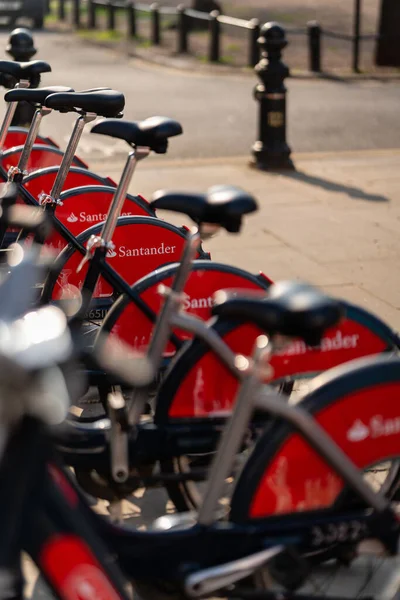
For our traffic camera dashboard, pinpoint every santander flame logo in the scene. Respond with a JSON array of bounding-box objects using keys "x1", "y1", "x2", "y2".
[
  {"x1": 106, "y1": 247, "x2": 117, "y2": 258},
  {"x1": 67, "y1": 212, "x2": 79, "y2": 223},
  {"x1": 346, "y1": 419, "x2": 370, "y2": 442}
]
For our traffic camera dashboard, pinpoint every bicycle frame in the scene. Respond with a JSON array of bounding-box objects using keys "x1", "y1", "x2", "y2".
[
  {"x1": 1, "y1": 246, "x2": 399, "y2": 599},
  {"x1": 71, "y1": 147, "x2": 150, "y2": 319},
  {"x1": 57, "y1": 268, "x2": 400, "y2": 502},
  {"x1": 4, "y1": 359, "x2": 400, "y2": 600},
  {"x1": 40, "y1": 147, "x2": 202, "y2": 329},
  {"x1": 0, "y1": 417, "x2": 131, "y2": 600},
  {"x1": 156, "y1": 301, "x2": 400, "y2": 420},
  {"x1": 0, "y1": 112, "x2": 191, "y2": 331},
  {"x1": 0, "y1": 88, "x2": 86, "y2": 180},
  {"x1": 0, "y1": 101, "x2": 112, "y2": 248}
]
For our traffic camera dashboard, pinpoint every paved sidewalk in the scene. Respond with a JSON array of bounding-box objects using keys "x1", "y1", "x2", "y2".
[{"x1": 91, "y1": 148, "x2": 400, "y2": 331}]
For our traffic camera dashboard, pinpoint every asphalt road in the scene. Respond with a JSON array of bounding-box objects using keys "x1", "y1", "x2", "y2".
[{"x1": 1, "y1": 30, "x2": 399, "y2": 160}]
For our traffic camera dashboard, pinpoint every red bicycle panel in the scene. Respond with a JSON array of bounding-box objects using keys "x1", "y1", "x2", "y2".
[
  {"x1": 249, "y1": 381, "x2": 400, "y2": 517},
  {"x1": 270, "y1": 320, "x2": 387, "y2": 380},
  {"x1": 168, "y1": 319, "x2": 388, "y2": 418},
  {"x1": 1, "y1": 146, "x2": 83, "y2": 173},
  {"x1": 43, "y1": 190, "x2": 151, "y2": 253},
  {"x1": 168, "y1": 324, "x2": 261, "y2": 418},
  {"x1": 40, "y1": 535, "x2": 121, "y2": 600},
  {"x1": 51, "y1": 222, "x2": 187, "y2": 301},
  {"x1": 108, "y1": 271, "x2": 265, "y2": 356},
  {"x1": 2, "y1": 130, "x2": 53, "y2": 150},
  {"x1": 8, "y1": 171, "x2": 112, "y2": 236},
  {"x1": 23, "y1": 170, "x2": 109, "y2": 204}
]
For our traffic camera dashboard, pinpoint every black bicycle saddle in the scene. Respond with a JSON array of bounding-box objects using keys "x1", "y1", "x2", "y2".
[
  {"x1": 0, "y1": 60, "x2": 51, "y2": 80},
  {"x1": 212, "y1": 281, "x2": 345, "y2": 345},
  {"x1": 44, "y1": 89, "x2": 125, "y2": 118},
  {"x1": 91, "y1": 116, "x2": 183, "y2": 153},
  {"x1": 5, "y1": 86, "x2": 74, "y2": 106},
  {"x1": 150, "y1": 185, "x2": 258, "y2": 232}
]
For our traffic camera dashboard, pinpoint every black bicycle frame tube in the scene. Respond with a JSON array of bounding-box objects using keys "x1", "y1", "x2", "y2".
[
  {"x1": 46, "y1": 463, "x2": 399, "y2": 585},
  {"x1": 24, "y1": 465, "x2": 130, "y2": 599},
  {"x1": 74, "y1": 246, "x2": 109, "y2": 325},
  {"x1": 0, "y1": 167, "x2": 184, "y2": 350},
  {"x1": 0, "y1": 417, "x2": 130, "y2": 599},
  {"x1": 2, "y1": 420, "x2": 399, "y2": 593},
  {"x1": 0, "y1": 418, "x2": 47, "y2": 598}
]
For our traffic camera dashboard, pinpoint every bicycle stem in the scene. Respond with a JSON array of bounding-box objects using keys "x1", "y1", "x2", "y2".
[{"x1": 0, "y1": 79, "x2": 30, "y2": 153}]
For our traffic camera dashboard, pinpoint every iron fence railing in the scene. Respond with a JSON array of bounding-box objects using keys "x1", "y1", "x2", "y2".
[{"x1": 52, "y1": 0, "x2": 386, "y2": 73}]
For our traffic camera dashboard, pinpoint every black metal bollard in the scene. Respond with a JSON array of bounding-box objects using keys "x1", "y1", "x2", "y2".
[
  {"x1": 307, "y1": 20, "x2": 322, "y2": 72},
  {"x1": 6, "y1": 29, "x2": 38, "y2": 127},
  {"x1": 177, "y1": 4, "x2": 189, "y2": 53},
  {"x1": 151, "y1": 3, "x2": 161, "y2": 45},
  {"x1": 353, "y1": 0, "x2": 362, "y2": 73},
  {"x1": 248, "y1": 18, "x2": 260, "y2": 67},
  {"x1": 128, "y1": 2, "x2": 136, "y2": 37},
  {"x1": 7, "y1": 27, "x2": 37, "y2": 61},
  {"x1": 58, "y1": 0, "x2": 65, "y2": 21},
  {"x1": 88, "y1": 0, "x2": 96, "y2": 28},
  {"x1": 73, "y1": 0, "x2": 81, "y2": 28},
  {"x1": 252, "y1": 22, "x2": 294, "y2": 170},
  {"x1": 107, "y1": 2, "x2": 116, "y2": 31},
  {"x1": 209, "y1": 10, "x2": 220, "y2": 62}
]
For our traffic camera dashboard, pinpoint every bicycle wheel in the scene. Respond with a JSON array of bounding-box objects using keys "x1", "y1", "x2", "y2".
[
  {"x1": 157, "y1": 303, "x2": 399, "y2": 511},
  {"x1": 230, "y1": 355, "x2": 400, "y2": 595},
  {"x1": 1, "y1": 143, "x2": 86, "y2": 172},
  {"x1": 2, "y1": 127, "x2": 59, "y2": 150},
  {"x1": 42, "y1": 216, "x2": 195, "y2": 331},
  {"x1": 99, "y1": 261, "x2": 269, "y2": 358}
]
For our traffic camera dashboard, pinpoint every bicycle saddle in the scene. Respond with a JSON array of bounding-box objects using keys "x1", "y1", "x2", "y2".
[
  {"x1": 44, "y1": 89, "x2": 125, "y2": 118},
  {"x1": 91, "y1": 116, "x2": 183, "y2": 153},
  {"x1": 0, "y1": 60, "x2": 51, "y2": 80},
  {"x1": 212, "y1": 281, "x2": 344, "y2": 345},
  {"x1": 5, "y1": 86, "x2": 74, "y2": 106},
  {"x1": 151, "y1": 185, "x2": 258, "y2": 232}
]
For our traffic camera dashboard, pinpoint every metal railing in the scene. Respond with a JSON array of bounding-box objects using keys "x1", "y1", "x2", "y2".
[{"x1": 53, "y1": 0, "x2": 383, "y2": 73}]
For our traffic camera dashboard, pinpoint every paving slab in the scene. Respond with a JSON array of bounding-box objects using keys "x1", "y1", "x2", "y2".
[{"x1": 90, "y1": 148, "x2": 400, "y2": 329}]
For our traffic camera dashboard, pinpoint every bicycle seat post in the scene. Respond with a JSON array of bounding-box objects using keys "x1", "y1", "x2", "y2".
[
  {"x1": 73, "y1": 144, "x2": 147, "y2": 322},
  {"x1": 40, "y1": 88, "x2": 125, "y2": 210},
  {"x1": 127, "y1": 226, "x2": 200, "y2": 428},
  {"x1": 8, "y1": 106, "x2": 52, "y2": 183},
  {"x1": 45, "y1": 112, "x2": 97, "y2": 207},
  {"x1": 0, "y1": 79, "x2": 30, "y2": 153},
  {"x1": 148, "y1": 229, "x2": 200, "y2": 367},
  {"x1": 100, "y1": 146, "x2": 149, "y2": 244}
]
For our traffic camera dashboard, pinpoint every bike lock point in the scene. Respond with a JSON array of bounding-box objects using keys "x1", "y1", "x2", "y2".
[
  {"x1": 251, "y1": 22, "x2": 294, "y2": 171},
  {"x1": 7, "y1": 28, "x2": 38, "y2": 127}
]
